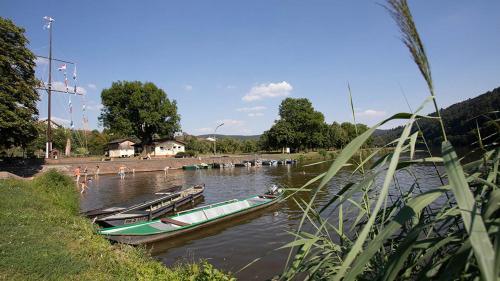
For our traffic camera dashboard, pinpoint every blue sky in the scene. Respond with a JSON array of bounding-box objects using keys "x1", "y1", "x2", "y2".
[{"x1": 2, "y1": 1, "x2": 499, "y2": 135}]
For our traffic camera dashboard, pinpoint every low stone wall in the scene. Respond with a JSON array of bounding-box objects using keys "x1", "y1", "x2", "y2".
[{"x1": 43, "y1": 155, "x2": 261, "y2": 176}]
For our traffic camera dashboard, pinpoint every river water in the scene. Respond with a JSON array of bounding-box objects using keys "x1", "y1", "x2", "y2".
[{"x1": 80, "y1": 160, "x2": 444, "y2": 280}]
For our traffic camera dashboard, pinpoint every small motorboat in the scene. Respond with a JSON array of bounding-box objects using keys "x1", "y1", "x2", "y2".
[
  {"x1": 86, "y1": 185, "x2": 205, "y2": 227},
  {"x1": 99, "y1": 185, "x2": 283, "y2": 245},
  {"x1": 198, "y1": 163, "x2": 212, "y2": 169},
  {"x1": 182, "y1": 165, "x2": 199, "y2": 170}
]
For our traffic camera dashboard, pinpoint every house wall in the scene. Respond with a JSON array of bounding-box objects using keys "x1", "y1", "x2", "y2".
[
  {"x1": 108, "y1": 141, "x2": 135, "y2": 157},
  {"x1": 153, "y1": 141, "x2": 185, "y2": 156},
  {"x1": 109, "y1": 148, "x2": 135, "y2": 158}
]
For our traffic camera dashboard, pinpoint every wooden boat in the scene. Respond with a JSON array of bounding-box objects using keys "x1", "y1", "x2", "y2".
[
  {"x1": 82, "y1": 186, "x2": 182, "y2": 218},
  {"x1": 87, "y1": 185, "x2": 205, "y2": 227},
  {"x1": 99, "y1": 187, "x2": 283, "y2": 245}
]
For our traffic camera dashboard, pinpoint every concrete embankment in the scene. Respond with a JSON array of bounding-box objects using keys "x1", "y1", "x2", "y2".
[{"x1": 43, "y1": 155, "x2": 260, "y2": 176}]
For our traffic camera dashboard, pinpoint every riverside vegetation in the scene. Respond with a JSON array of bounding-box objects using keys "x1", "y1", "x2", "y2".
[
  {"x1": 278, "y1": 0, "x2": 499, "y2": 280},
  {"x1": 0, "y1": 170, "x2": 233, "y2": 280}
]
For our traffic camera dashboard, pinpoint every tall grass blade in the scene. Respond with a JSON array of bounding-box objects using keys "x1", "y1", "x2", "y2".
[
  {"x1": 334, "y1": 114, "x2": 417, "y2": 281},
  {"x1": 344, "y1": 187, "x2": 449, "y2": 280},
  {"x1": 386, "y1": 0, "x2": 447, "y2": 140},
  {"x1": 441, "y1": 141, "x2": 495, "y2": 281}
]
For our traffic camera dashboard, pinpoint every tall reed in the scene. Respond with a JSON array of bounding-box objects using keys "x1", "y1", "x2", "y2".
[{"x1": 279, "y1": 1, "x2": 499, "y2": 280}]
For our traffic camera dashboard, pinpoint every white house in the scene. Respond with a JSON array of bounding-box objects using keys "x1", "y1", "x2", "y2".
[
  {"x1": 144, "y1": 139, "x2": 185, "y2": 157},
  {"x1": 107, "y1": 139, "x2": 136, "y2": 158}
]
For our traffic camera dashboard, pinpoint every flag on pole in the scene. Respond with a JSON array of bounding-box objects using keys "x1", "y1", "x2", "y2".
[
  {"x1": 58, "y1": 64, "x2": 67, "y2": 71},
  {"x1": 43, "y1": 16, "x2": 54, "y2": 29},
  {"x1": 73, "y1": 64, "x2": 77, "y2": 94}
]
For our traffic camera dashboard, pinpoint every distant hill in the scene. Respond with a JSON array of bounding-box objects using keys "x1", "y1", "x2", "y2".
[
  {"x1": 374, "y1": 87, "x2": 500, "y2": 147},
  {"x1": 196, "y1": 134, "x2": 261, "y2": 141}
]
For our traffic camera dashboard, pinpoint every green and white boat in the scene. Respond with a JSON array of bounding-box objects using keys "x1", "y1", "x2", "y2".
[
  {"x1": 182, "y1": 165, "x2": 198, "y2": 170},
  {"x1": 99, "y1": 186, "x2": 283, "y2": 245}
]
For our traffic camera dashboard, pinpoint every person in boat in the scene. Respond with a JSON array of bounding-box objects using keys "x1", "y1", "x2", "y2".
[
  {"x1": 74, "y1": 166, "x2": 81, "y2": 183},
  {"x1": 118, "y1": 165, "x2": 127, "y2": 179}
]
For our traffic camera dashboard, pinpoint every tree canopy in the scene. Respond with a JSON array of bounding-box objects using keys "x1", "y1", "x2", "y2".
[
  {"x1": 373, "y1": 87, "x2": 500, "y2": 148},
  {"x1": 0, "y1": 17, "x2": 39, "y2": 149},
  {"x1": 260, "y1": 98, "x2": 370, "y2": 151},
  {"x1": 99, "y1": 81, "x2": 180, "y2": 144}
]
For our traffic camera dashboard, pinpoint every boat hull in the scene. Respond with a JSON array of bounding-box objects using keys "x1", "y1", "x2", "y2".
[
  {"x1": 99, "y1": 192, "x2": 204, "y2": 227},
  {"x1": 101, "y1": 195, "x2": 281, "y2": 245}
]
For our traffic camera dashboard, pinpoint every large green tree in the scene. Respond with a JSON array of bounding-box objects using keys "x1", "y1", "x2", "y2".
[
  {"x1": 0, "y1": 17, "x2": 39, "y2": 149},
  {"x1": 99, "y1": 81, "x2": 180, "y2": 144},
  {"x1": 260, "y1": 98, "x2": 373, "y2": 151},
  {"x1": 278, "y1": 98, "x2": 325, "y2": 150}
]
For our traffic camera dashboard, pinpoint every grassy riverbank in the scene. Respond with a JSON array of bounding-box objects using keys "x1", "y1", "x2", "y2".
[{"x1": 0, "y1": 170, "x2": 233, "y2": 280}]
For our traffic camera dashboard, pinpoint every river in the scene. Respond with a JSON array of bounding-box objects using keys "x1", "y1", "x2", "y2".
[{"x1": 80, "y1": 160, "x2": 445, "y2": 280}]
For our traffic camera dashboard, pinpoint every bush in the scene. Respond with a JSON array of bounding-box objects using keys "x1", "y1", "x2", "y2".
[
  {"x1": 318, "y1": 149, "x2": 327, "y2": 159},
  {"x1": 175, "y1": 150, "x2": 197, "y2": 158}
]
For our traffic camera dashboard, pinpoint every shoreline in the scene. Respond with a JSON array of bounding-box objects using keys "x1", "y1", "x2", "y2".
[
  {"x1": 0, "y1": 170, "x2": 233, "y2": 280},
  {"x1": 0, "y1": 149, "x2": 389, "y2": 178}
]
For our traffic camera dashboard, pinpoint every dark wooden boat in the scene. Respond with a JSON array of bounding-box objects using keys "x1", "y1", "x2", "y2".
[
  {"x1": 82, "y1": 186, "x2": 182, "y2": 218},
  {"x1": 99, "y1": 187, "x2": 283, "y2": 245},
  {"x1": 86, "y1": 185, "x2": 205, "y2": 227}
]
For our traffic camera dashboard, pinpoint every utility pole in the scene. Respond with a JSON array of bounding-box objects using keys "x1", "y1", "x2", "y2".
[
  {"x1": 213, "y1": 123, "x2": 224, "y2": 155},
  {"x1": 44, "y1": 16, "x2": 54, "y2": 159}
]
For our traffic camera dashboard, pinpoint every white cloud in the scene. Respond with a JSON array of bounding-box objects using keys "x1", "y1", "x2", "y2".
[
  {"x1": 86, "y1": 100, "x2": 104, "y2": 111},
  {"x1": 35, "y1": 57, "x2": 48, "y2": 65},
  {"x1": 184, "y1": 84, "x2": 193, "y2": 91},
  {"x1": 226, "y1": 85, "x2": 236, "y2": 89},
  {"x1": 248, "y1": 112, "x2": 264, "y2": 117},
  {"x1": 236, "y1": 106, "x2": 266, "y2": 112},
  {"x1": 87, "y1": 83, "x2": 97, "y2": 89},
  {"x1": 195, "y1": 127, "x2": 213, "y2": 133},
  {"x1": 39, "y1": 116, "x2": 71, "y2": 126},
  {"x1": 218, "y1": 119, "x2": 244, "y2": 127},
  {"x1": 356, "y1": 109, "x2": 386, "y2": 118},
  {"x1": 242, "y1": 81, "x2": 293, "y2": 102},
  {"x1": 46, "y1": 81, "x2": 87, "y2": 95}
]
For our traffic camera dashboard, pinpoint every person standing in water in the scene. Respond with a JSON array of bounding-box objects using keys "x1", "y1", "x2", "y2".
[
  {"x1": 83, "y1": 166, "x2": 88, "y2": 181},
  {"x1": 118, "y1": 165, "x2": 126, "y2": 179},
  {"x1": 95, "y1": 165, "x2": 100, "y2": 177},
  {"x1": 74, "y1": 166, "x2": 81, "y2": 183},
  {"x1": 80, "y1": 180, "x2": 87, "y2": 194}
]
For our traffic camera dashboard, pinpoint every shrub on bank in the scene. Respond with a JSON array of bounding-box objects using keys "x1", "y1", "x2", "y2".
[
  {"x1": 175, "y1": 150, "x2": 198, "y2": 158},
  {"x1": 0, "y1": 170, "x2": 233, "y2": 280}
]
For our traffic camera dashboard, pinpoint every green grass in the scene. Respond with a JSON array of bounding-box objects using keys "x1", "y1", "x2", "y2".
[
  {"x1": 0, "y1": 170, "x2": 234, "y2": 281},
  {"x1": 278, "y1": 0, "x2": 500, "y2": 280}
]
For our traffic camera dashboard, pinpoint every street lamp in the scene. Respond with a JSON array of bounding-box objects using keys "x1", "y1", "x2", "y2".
[{"x1": 214, "y1": 123, "x2": 224, "y2": 155}]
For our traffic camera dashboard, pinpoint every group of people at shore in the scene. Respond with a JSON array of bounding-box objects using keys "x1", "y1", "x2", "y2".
[
  {"x1": 74, "y1": 164, "x2": 171, "y2": 193},
  {"x1": 73, "y1": 165, "x2": 99, "y2": 194}
]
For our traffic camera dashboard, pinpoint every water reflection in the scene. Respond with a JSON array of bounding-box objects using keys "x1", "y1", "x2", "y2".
[{"x1": 80, "y1": 160, "x2": 444, "y2": 280}]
